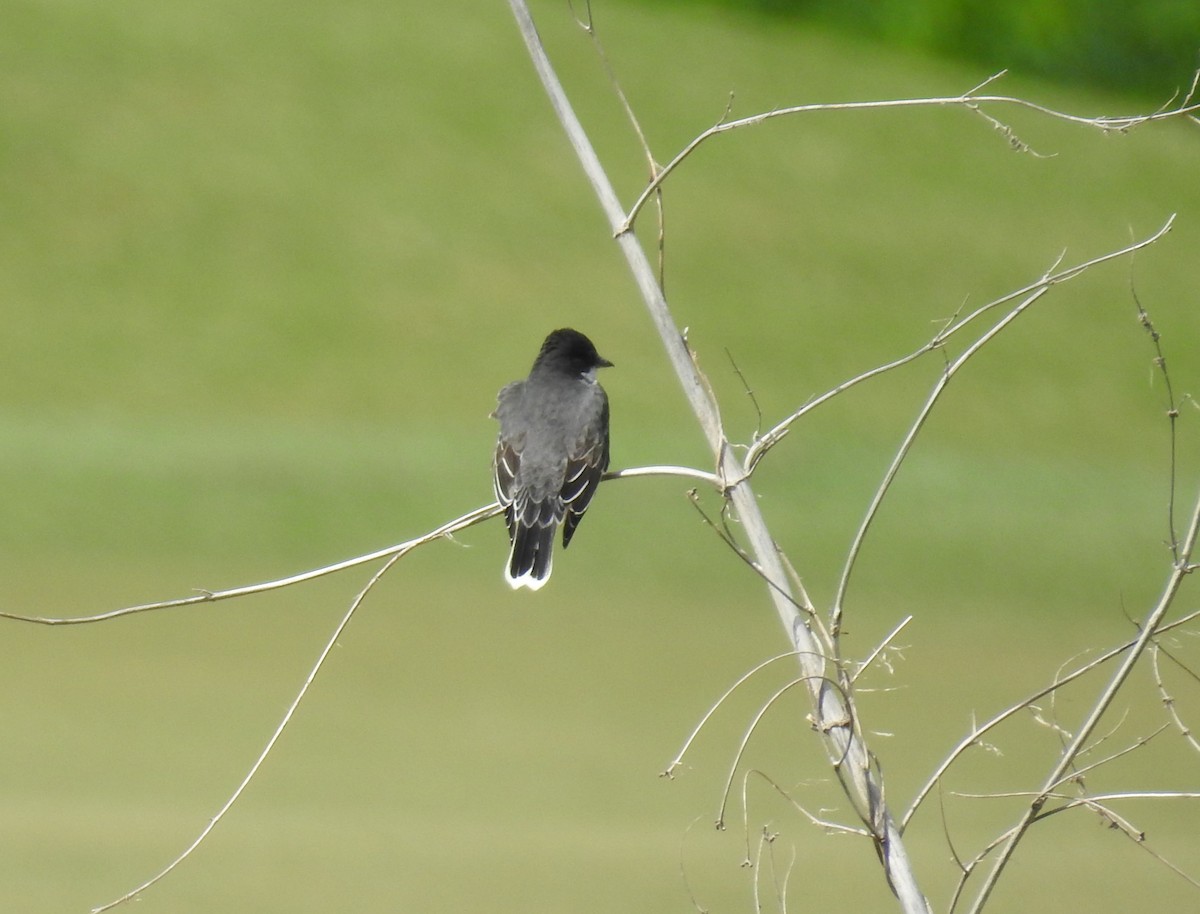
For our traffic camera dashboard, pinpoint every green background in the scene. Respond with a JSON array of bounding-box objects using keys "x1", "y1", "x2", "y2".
[
  {"x1": 660, "y1": 0, "x2": 1200, "y2": 96},
  {"x1": 2, "y1": 1, "x2": 1198, "y2": 911}
]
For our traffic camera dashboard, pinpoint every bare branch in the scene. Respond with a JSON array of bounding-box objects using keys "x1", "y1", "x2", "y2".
[
  {"x1": 955, "y1": 789, "x2": 1200, "y2": 805},
  {"x1": 825, "y1": 219, "x2": 1174, "y2": 637},
  {"x1": 1, "y1": 503, "x2": 501, "y2": 626},
  {"x1": 739, "y1": 767, "x2": 869, "y2": 839},
  {"x1": 92, "y1": 547, "x2": 405, "y2": 912},
  {"x1": 677, "y1": 816, "x2": 715, "y2": 914},
  {"x1": 1151, "y1": 641, "x2": 1200, "y2": 755},
  {"x1": 662, "y1": 650, "x2": 806, "y2": 779},
  {"x1": 619, "y1": 74, "x2": 1200, "y2": 231},
  {"x1": 605, "y1": 464, "x2": 723, "y2": 487},
  {"x1": 745, "y1": 217, "x2": 1174, "y2": 475},
  {"x1": 830, "y1": 280, "x2": 1052, "y2": 636},
  {"x1": 850, "y1": 615, "x2": 913, "y2": 686},
  {"x1": 0, "y1": 465, "x2": 720, "y2": 627},
  {"x1": 716, "y1": 676, "x2": 833, "y2": 829},
  {"x1": 958, "y1": 786, "x2": 1200, "y2": 888},
  {"x1": 726, "y1": 347, "x2": 764, "y2": 440},
  {"x1": 568, "y1": 0, "x2": 671, "y2": 287},
  {"x1": 903, "y1": 609, "x2": 1200, "y2": 831},
  {"x1": 1044, "y1": 725, "x2": 1168, "y2": 795},
  {"x1": 963, "y1": 486, "x2": 1200, "y2": 913},
  {"x1": 1133, "y1": 281, "x2": 1184, "y2": 559}
]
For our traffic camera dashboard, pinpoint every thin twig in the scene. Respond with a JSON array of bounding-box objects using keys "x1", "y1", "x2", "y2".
[
  {"x1": 830, "y1": 280, "x2": 1051, "y2": 637},
  {"x1": 1044, "y1": 725, "x2": 1168, "y2": 795},
  {"x1": 569, "y1": 0, "x2": 671, "y2": 287},
  {"x1": 686, "y1": 491, "x2": 824, "y2": 634},
  {"x1": 1, "y1": 465, "x2": 722, "y2": 627},
  {"x1": 605, "y1": 464, "x2": 723, "y2": 487},
  {"x1": 677, "y1": 816, "x2": 714, "y2": 914},
  {"x1": 92, "y1": 549, "x2": 405, "y2": 912},
  {"x1": 739, "y1": 768, "x2": 868, "y2": 838},
  {"x1": 964, "y1": 484, "x2": 1200, "y2": 913},
  {"x1": 828, "y1": 218, "x2": 1174, "y2": 638},
  {"x1": 1133, "y1": 281, "x2": 1182, "y2": 559},
  {"x1": 902, "y1": 609, "x2": 1200, "y2": 831},
  {"x1": 0, "y1": 503, "x2": 500, "y2": 625},
  {"x1": 1150, "y1": 641, "x2": 1200, "y2": 755},
  {"x1": 662, "y1": 650, "x2": 806, "y2": 778},
  {"x1": 716, "y1": 676, "x2": 833, "y2": 829},
  {"x1": 850, "y1": 615, "x2": 913, "y2": 687},
  {"x1": 955, "y1": 789, "x2": 1200, "y2": 804},
  {"x1": 726, "y1": 348, "x2": 764, "y2": 439},
  {"x1": 745, "y1": 217, "x2": 1174, "y2": 474},
  {"x1": 619, "y1": 75, "x2": 1200, "y2": 231}
]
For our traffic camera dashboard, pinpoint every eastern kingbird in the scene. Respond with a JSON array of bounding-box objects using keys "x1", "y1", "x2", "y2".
[{"x1": 492, "y1": 328, "x2": 612, "y2": 591}]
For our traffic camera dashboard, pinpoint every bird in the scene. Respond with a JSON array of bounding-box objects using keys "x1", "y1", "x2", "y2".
[{"x1": 492, "y1": 328, "x2": 612, "y2": 590}]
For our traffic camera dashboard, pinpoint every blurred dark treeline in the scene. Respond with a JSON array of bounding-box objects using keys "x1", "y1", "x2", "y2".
[{"x1": 647, "y1": 0, "x2": 1200, "y2": 97}]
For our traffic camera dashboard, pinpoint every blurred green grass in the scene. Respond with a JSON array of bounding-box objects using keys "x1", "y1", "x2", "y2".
[{"x1": 2, "y1": 0, "x2": 1199, "y2": 911}]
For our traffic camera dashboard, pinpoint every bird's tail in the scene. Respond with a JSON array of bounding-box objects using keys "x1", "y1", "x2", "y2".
[{"x1": 505, "y1": 521, "x2": 556, "y2": 591}]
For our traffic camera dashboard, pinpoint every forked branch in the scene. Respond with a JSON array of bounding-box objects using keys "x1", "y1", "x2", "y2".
[
  {"x1": 508, "y1": 1, "x2": 930, "y2": 909},
  {"x1": 619, "y1": 70, "x2": 1200, "y2": 232}
]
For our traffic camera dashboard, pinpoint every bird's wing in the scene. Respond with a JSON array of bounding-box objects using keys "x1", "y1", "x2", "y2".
[
  {"x1": 561, "y1": 391, "x2": 610, "y2": 548},
  {"x1": 493, "y1": 436, "x2": 519, "y2": 508},
  {"x1": 492, "y1": 381, "x2": 526, "y2": 541}
]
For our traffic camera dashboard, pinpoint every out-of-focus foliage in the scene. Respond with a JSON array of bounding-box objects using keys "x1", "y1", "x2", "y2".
[{"x1": 654, "y1": 0, "x2": 1200, "y2": 96}]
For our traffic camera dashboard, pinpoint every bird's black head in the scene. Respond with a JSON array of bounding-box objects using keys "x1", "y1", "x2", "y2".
[{"x1": 533, "y1": 328, "x2": 613, "y2": 377}]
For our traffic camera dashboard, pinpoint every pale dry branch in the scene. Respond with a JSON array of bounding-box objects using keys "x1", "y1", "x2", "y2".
[
  {"x1": 568, "y1": 0, "x2": 671, "y2": 287},
  {"x1": 744, "y1": 217, "x2": 1174, "y2": 475},
  {"x1": 1044, "y1": 795, "x2": 1147, "y2": 841},
  {"x1": 619, "y1": 73, "x2": 1200, "y2": 232},
  {"x1": 716, "y1": 676, "x2": 836, "y2": 829},
  {"x1": 1026, "y1": 700, "x2": 1077, "y2": 744},
  {"x1": 685, "y1": 490, "x2": 827, "y2": 638},
  {"x1": 1150, "y1": 640, "x2": 1200, "y2": 755},
  {"x1": 937, "y1": 781, "x2": 968, "y2": 878},
  {"x1": 776, "y1": 842, "x2": 797, "y2": 914},
  {"x1": 774, "y1": 549, "x2": 822, "y2": 646},
  {"x1": 726, "y1": 348, "x2": 765, "y2": 440},
  {"x1": 948, "y1": 826, "x2": 1016, "y2": 914},
  {"x1": 753, "y1": 826, "x2": 798, "y2": 913},
  {"x1": 1051, "y1": 791, "x2": 1200, "y2": 889},
  {"x1": 1046, "y1": 722, "x2": 1167, "y2": 794},
  {"x1": 949, "y1": 790, "x2": 1200, "y2": 891},
  {"x1": 0, "y1": 465, "x2": 718, "y2": 908},
  {"x1": 663, "y1": 650, "x2": 805, "y2": 779},
  {"x1": 739, "y1": 768, "x2": 869, "y2": 839},
  {"x1": 747, "y1": 824, "x2": 794, "y2": 914},
  {"x1": 0, "y1": 502, "x2": 500, "y2": 626},
  {"x1": 92, "y1": 548, "x2": 405, "y2": 913},
  {"x1": 826, "y1": 219, "x2": 1174, "y2": 638},
  {"x1": 1130, "y1": 832, "x2": 1200, "y2": 891},
  {"x1": 954, "y1": 278, "x2": 1200, "y2": 913},
  {"x1": 0, "y1": 466, "x2": 719, "y2": 628},
  {"x1": 606, "y1": 464, "x2": 724, "y2": 488},
  {"x1": 850, "y1": 615, "x2": 913, "y2": 687},
  {"x1": 1018, "y1": 784, "x2": 1200, "y2": 894},
  {"x1": 957, "y1": 787, "x2": 1200, "y2": 807},
  {"x1": 1133, "y1": 282, "x2": 1185, "y2": 559},
  {"x1": 963, "y1": 486, "x2": 1200, "y2": 914},
  {"x1": 957, "y1": 786, "x2": 1200, "y2": 885},
  {"x1": 831, "y1": 281, "x2": 1050, "y2": 635},
  {"x1": 963, "y1": 100, "x2": 1050, "y2": 156},
  {"x1": 902, "y1": 609, "x2": 1200, "y2": 832},
  {"x1": 677, "y1": 815, "x2": 715, "y2": 914}
]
